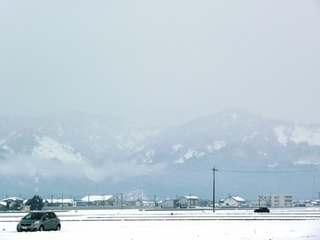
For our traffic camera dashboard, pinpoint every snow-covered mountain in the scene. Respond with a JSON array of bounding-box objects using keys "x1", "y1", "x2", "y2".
[
  {"x1": 1, "y1": 109, "x2": 319, "y2": 201},
  {"x1": 0, "y1": 111, "x2": 157, "y2": 164}
]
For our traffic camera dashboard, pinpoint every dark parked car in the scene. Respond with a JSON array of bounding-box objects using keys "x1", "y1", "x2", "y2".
[
  {"x1": 17, "y1": 211, "x2": 61, "y2": 232},
  {"x1": 254, "y1": 207, "x2": 270, "y2": 213}
]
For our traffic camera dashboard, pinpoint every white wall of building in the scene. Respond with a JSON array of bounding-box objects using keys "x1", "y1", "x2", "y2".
[
  {"x1": 178, "y1": 196, "x2": 198, "y2": 208},
  {"x1": 221, "y1": 196, "x2": 245, "y2": 207},
  {"x1": 259, "y1": 194, "x2": 292, "y2": 207}
]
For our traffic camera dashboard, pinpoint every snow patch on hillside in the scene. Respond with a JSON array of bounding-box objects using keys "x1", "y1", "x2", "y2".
[
  {"x1": 184, "y1": 149, "x2": 195, "y2": 159},
  {"x1": 186, "y1": 150, "x2": 205, "y2": 159},
  {"x1": 32, "y1": 135, "x2": 87, "y2": 163},
  {"x1": 172, "y1": 144, "x2": 183, "y2": 151},
  {"x1": 145, "y1": 150, "x2": 155, "y2": 158},
  {"x1": 196, "y1": 152, "x2": 205, "y2": 158},
  {"x1": 173, "y1": 158, "x2": 184, "y2": 164},
  {"x1": 173, "y1": 149, "x2": 205, "y2": 164},
  {"x1": 242, "y1": 132, "x2": 259, "y2": 142},
  {"x1": 274, "y1": 126, "x2": 289, "y2": 146},
  {"x1": 129, "y1": 146, "x2": 145, "y2": 155},
  {"x1": 139, "y1": 150, "x2": 155, "y2": 165},
  {"x1": 258, "y1": 151, "x2": 268, "y2": 157},
  {"x1": 294, "y1": 160, "x2": 319, "y2": 165},
  {"x1": 206, "y1": 140, "x2": 226, "y2": 152},
  {"x1": 268, "y1": 163, "x2": 278, "y2": 168},
  {"x1": 1, "y1": 144, "x2": 14, "y2": 153},
  {"x1": 274, "y1": 125, "x2": 320, "y2": 146},
  {"x1": 291, "y1": 126, "x2": 320, "y2": 146}
]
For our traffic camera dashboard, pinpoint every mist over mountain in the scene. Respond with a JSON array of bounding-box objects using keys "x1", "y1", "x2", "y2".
[{"x1": 1, "y1": 108, "x2": 319, "y2": 201}]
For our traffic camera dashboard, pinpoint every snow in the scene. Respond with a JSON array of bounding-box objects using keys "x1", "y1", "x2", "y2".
[
  {"x1": 291, "y1": 126, "x2": 320, "y2": 146},
  {"x1": 184, "y1": 149, "x2": 195, "y2": 159},
  {"x1": 145, "y1": 150, "x2": 155, "y2": 158},
  {"x1": 274, "y1": 126, "x2": 289, "y2": 146},
  {"x1": 172, "y1": 144, "x2": 183, "y2": 151},
  {"x1": 274, "y1": 125, "x2": 320, "y2": 147},
  {"x1": 268, "y1": 163, "x2": 279, "y2": 169},
  {"x1": 0, "y1": 209, "x2": 319, "y2": 240},
  {"x1": 173, "y1": 158, "x2": 184, "y2": 164},
  {"x1": 81, "y1": 195, "x2": 113, "y2": 202},
  {"x1": 242, "y1": 132, "x2": 259, "y2": 142},
  {"x1": 231, "y1": 196, "x2": 245, "y2": 202},
  {"x1": 196, "y1": 152, "x2": 205, "y2": 158},
  {"x1": 172, "y1": 149, "x2": 205, "y2": 164},
  {"x1": 258, "y1": 151, "x2": 268, "y2": 157},
  {"x1": 206, "y1": 140, "x2": 226, "y2": 152},
  {"x1": 32, "y1": 135, "x2": 86, "y2": 163}
]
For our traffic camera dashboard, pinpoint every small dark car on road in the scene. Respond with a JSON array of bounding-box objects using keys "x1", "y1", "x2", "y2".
[
  {"x1": 254, "y1": 207, "x2": 270, "y2": 213},
  {"x1": 17, "y1": 211, "x2": 61, "y2": 232}
]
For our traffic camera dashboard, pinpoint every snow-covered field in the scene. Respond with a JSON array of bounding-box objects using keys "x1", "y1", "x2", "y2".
[{"x1": 0, "y1": 209, "x2": 320, "y2": 240}]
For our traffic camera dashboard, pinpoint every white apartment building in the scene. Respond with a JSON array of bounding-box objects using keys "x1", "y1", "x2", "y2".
[{"x1": 258, "y1": 194, "x2": 293, "y2": 207}]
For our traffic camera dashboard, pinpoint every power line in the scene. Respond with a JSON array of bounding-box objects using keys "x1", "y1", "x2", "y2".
[{"x1": 217, "y1": 169, "x2": 320, "y2": 174}]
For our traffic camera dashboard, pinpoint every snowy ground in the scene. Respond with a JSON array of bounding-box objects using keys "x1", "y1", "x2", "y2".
[{"x1": 0, "y1": 209, "x2": 320, "y2": 240}]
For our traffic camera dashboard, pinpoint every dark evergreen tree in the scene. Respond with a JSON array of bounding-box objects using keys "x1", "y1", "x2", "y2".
[{"x1": 26, "y1": 195, "x2": 44, "y2": 210}]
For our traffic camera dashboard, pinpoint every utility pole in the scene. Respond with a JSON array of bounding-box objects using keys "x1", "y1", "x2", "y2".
[
  {"x1": 121, "y1": 193, "x2": 123, "y2": 209},
  {"x1": 117, "y1": 194, "x2": 119, "y2": 206},
  {"x1": 212, "y1": 167, "x2": 217, "y2": 213}
]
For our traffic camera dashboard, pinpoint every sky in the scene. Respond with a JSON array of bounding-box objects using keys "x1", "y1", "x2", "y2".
[{"x1": 1, "y1": 0, "x2": 320, "y2": 126}]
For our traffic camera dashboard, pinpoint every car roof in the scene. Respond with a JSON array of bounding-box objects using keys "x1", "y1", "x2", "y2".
[{"x1": 30, "y1": 211, "x2": 56, "y2": 213}]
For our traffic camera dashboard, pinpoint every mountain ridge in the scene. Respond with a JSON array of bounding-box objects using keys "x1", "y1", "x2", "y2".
[{"x1": 1, "y1": 108, "x2": 319, "y2": 201}]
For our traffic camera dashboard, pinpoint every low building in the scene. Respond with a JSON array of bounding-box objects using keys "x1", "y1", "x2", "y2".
[
  {"x1": 160, "y1": 199, "x2": 178, "y2": 208},
  {"x1": 80, "y1": 195, "x2": 116, "y2": 206},
  {"x1": 0, "y1": 201, "x2": 6, "y2": 211},
  {"x1": 178, "y1": 196, "x2": 198, "y2": 208},
  {"x1": 259, "y1": 194, "x2": 292, "y2": 207},
  {"x1": 221, "y1": 196, "x2": 246, "y2": 207},
  {"x1": 0, "y1": 197, "x2": 24, "y2": 210},
  {"x1": 44, "y1": 198, "x2": 76, "y2": 207},
  {"x1": 136, "y1": 200, "x2": 157, "y2": 207}
]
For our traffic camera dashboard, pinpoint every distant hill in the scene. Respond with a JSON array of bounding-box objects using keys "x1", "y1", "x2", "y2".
[{"x1": 1, "y1": 108, "x2": 319, "y2": 201}]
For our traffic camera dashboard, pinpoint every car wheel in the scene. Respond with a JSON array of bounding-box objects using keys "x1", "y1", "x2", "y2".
[
  {"x1": 39, "y1": 225, "x2": 44, "y2": 231},
  {"x1": 56, "y1": 224, "x2": 61, "y2": 231}
]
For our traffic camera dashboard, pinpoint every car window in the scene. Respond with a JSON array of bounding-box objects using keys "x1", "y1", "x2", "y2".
[
  {"x1": 22, "y1": 213, "x2": 32, "y2": 219},
  {"x1": 48, "y1": 212, "x2": 56, "y2": 219},
  {"x1": 23, "y1": 213, "x2": 43, "y2": 220}
]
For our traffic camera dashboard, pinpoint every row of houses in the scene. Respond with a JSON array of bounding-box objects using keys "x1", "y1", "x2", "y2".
[
  {"x1": 44, "y1": 195, "x2": 117, "y2": 207},
  {"x1": 220, "y1": 194, "x2": 293, "y2": 208},
  {"x1": 0, "y1": 195, "x2": 118, "y2": 210},
  {"x1": 43, "y1": 195, "x2": 199, "y2": 208},
  {"x1": 160, "y1": 194, "x2": 294, "y2": 209},
  {"x1": 0, "y1": 193, "x2": 304, "y2": 210},
  {"x1": 158, "y1": 194, "x2": 297, "y2": 209}
]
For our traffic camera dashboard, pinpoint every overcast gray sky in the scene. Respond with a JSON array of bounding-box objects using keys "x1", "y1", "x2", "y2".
[{"x1": 1, "y1": 0, "x2": 320, "y2": 126}]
